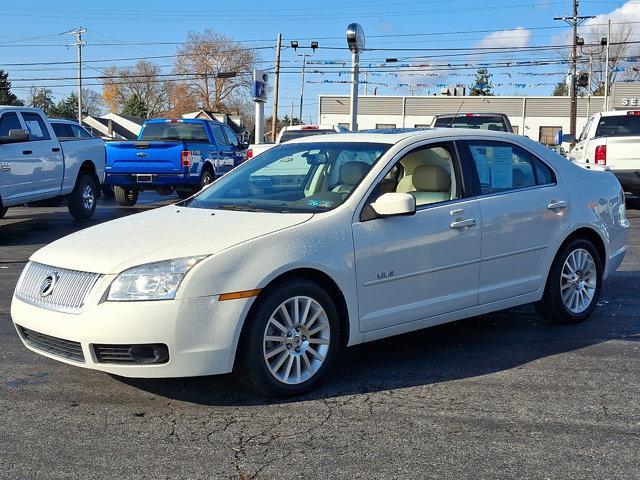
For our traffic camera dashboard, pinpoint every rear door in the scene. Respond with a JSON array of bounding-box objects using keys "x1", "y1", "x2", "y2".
[
  {"x1": 209, "y1": 123, "x2": 235, "y2": 174},
  {"x1": 221, "y1": 124, "x2": 246, "y2": 167},
  {"x1": 0, "y1": 111, "x2": 34, "y2": 204},
  {"x1": 20, "y1": 111, "x2": 62, "y2": 198},
  {"x1": 460, "y1": 138, "x2": 570, "y2": 304}
]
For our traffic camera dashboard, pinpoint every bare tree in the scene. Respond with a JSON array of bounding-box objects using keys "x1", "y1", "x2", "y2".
[
  {"x1": 101, "y1": 60, "x2": 170, "y2": 117},
  {"x1": 581, "y1": 22, "x2": 632, "y2": 94},
  {"x1": 81, "y1": 88, "x2": 105, "y2": 116},
  {"x1": 173, "y1": 29, "x2": 260, "y2": 112}
]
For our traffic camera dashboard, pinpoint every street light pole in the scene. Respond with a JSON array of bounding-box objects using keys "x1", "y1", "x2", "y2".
[
  {"x1": 290, "y1": 41, "x2": 318, "y2": 124},
  {"x1": 604, "y1": 19, "x2": 611, "y2": 110},
  {"x1": 347, "y1": 23, "x2": 365, "y2": 132}
]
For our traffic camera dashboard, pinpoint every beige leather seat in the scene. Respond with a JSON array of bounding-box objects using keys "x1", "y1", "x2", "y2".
[
  {"x1": 408, "y1": 165, "x2": 451, "y2": 205},
  {"x1": 333, "y1": 161, "x2": 369, "y2": 193}
]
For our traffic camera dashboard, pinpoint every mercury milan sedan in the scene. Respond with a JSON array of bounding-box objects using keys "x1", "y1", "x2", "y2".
[{"x1": 11, "y1": 129, "x2": 629, "y2": 396}]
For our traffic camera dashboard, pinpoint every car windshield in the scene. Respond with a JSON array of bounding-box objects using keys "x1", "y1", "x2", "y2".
[
  {"x1": 434, "y1": 115, "x2": 509, "y2": 131},
  {"x1": 279, "y1": 129, "x2": 335, "y2": 143},
  {"x1": 183, "y1": 141, "x2": 390, "y2": 213},
  {"x1": 595, "y1": 115, "x2": 640, "y2": 137},
  {"x1": 139, "y1": 122, "x2": 209, "y2": 142}
]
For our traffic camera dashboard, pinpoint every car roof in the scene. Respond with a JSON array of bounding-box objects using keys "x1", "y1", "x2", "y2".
[
  {"x1": 144, "y1": 118, "x2": 223, "y2": 124},
  {"x1": 434, "y1": 112, "x2": 508, "y2": 117},
  {"x1": 600, "y1": 110, "x2": 640, "y2": 117},
  {"x1": 286, "y1": 127, "x2": 521, "y2": 145},
  {"x1": 49, "y1": 118, "x2": 81, "y2": 125},
  {"x1": 281, "y1": 124, "x2": 335, "y2": 132},
  {"x1": 0, "y1": 106, "x2": 46, "y2": 114}
]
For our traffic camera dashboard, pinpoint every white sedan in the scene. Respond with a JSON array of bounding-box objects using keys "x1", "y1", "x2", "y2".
[{"x1": 11, "y1": 129, "x2": 629, "y2": 396}]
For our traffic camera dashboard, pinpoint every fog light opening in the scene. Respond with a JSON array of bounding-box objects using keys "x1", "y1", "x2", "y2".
[{"x1": 128, "y1": 344, "x2": 169, "y2": 364}]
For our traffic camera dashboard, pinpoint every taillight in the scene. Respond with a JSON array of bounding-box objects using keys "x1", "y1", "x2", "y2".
[
  {"x1": 181, "y1": 150, "x2": 192, "y2": 167},
  {"x1": 247, "y1": 149, "x2": 253, "y2": 159},
  {"x1": 627, "y1": 111, "x2": 640, "y2": 116},
  {"x1": 594, "y1": 145, "x2": 606, "y2": 165}
]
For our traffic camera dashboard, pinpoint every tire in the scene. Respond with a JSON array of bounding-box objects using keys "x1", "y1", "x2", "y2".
[
  {"x1": 535, "y1": 238, "x2": 603, "y2": 324},
  {"x1": 237, "y1": 278, "x2": 341, "y2": 397},
  {"x1": 114, "y1": 186, "x2": 139, "y2": 207},
  {"x1": 67, "y1": 174, "x2": 97, "y2": 221},
  {"x1": 0, "y1": 206, "x2": 7, "y2": 219},
  {"x1": 101, "y1": 185, "x2": 114, "y2": 198},
  {"x1": 199, "y1": 167, "x2": 215, "y2": 191}
]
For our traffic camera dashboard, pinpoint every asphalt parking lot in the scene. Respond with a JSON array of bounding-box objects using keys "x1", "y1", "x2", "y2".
[{"x1": 1, "y1": 195, "x2": 640, "y2": 480}]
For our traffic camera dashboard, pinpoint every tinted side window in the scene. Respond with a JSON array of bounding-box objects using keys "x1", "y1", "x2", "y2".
[
  {"x1": 210, "y1": 124, "x2": 227, "y2": 146},
  {"x1": 22, "y1": 112, "x2": 51, "y2": 141},
  {"x1": 70, "y1": 124, "x2": 92, "y2": 138},
  {"x1": 222, "y1": 125, "x2": 239, "y2": 147},
  {"x1": 464, "y1": 141, "x2": 554, "y2": 194},
  {"x1": 0, "y1": 112, "x2": 23, "y2": 137},
  {"x1": 52, "y1": 123, "x2": 72, "y2": 138}
]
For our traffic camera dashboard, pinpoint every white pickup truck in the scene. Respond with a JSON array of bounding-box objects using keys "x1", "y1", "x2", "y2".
[
  {"x1": 0, "y1": 107, "x2": 105, "y2": 220},
  {"x1": 247, "y1": 124, "x2": 345, "y2": 159},
  {"x1": 569, "y1": 110, "x2": 640, "y2": 196}
]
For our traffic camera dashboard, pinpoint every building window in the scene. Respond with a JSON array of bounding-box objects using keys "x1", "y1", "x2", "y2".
[
  {"x1": 512, "y1": 125, "x2": 519, "y2": 135},
  {"x1": 375, "y1": 123, "x2": 396, "y2": 129},
  {"x1": 539, "y1": 126, "x2": 562, "y2": 146}
]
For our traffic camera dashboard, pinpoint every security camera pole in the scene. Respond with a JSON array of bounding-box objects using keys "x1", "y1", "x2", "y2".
[
  {"x1": 347, "y1": 23, "x2": 365, "y2": 131},
  {"x1": 290, "y1": 40, "x2": 319, "y2": 124},
  {"x1": 253, "y1": 69, "x2": 268, "y2": 144}
]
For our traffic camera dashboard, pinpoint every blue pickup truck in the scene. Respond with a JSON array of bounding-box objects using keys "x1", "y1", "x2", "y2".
[{"x1": 105, "y1": 118, "x2": 246, "y2": 206}]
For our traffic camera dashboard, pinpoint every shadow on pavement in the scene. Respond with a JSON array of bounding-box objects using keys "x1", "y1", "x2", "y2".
[{"x1": 118, "y1": 305, "x2": 640, "y2": 406}]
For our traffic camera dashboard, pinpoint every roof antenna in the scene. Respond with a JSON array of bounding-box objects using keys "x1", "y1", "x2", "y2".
[{"x1": 447, "y1": 100, "x2": 465, "y2": 128}]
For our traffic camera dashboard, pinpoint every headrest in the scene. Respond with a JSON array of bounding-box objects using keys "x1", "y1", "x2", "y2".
[
  {"x1": 412, "y1": 165, "x2": 450, "y2": 192},
  {"x1": 487, "y1": 124, "x2": 501, "y2": 131},
  {"x1": 340, "y1": 161, "x2": 369, "y2": 185}
]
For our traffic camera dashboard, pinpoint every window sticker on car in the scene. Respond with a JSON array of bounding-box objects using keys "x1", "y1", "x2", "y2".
[
  {"x1": 470, "y1": 146, "x2": 490, "y2": 185},
  {"x1": 490, "y1": 147, "x2": 513, "y2": 189},
  {"x1": 308, "y1": 199, "x2": 334, "y2": 208}
]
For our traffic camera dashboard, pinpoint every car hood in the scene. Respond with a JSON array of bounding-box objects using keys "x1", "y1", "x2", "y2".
[{"x1": 30, "y1": 205, "x2": 314, "y2": 274}]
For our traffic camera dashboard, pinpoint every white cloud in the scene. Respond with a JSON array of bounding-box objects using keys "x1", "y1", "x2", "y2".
[
  {"x1": 475, "y1": 27, "x2": 532, "y2": 50},
  {"x1": 585, "y1": 0, "x2": 640, "y2": 27}
]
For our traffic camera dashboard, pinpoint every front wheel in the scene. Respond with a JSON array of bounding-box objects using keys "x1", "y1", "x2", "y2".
[
  {"x1": 67, "y1": 174, "x2": 97, "y2": 221},
  {"x1": 114, "y1": 186, "x2": 139, "y2": 207},
  {"x1": 237, "y1": 278, "x2": 340, "y2": 397},
  {"x1": 200, "y1": 168, "x2": 215, "y2": 191},
  {"x1": 535, "y1": 238, "x2": 603, "y2": 324}
]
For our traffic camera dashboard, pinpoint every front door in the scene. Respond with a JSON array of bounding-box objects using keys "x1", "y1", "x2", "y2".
[
  {"x1": 0, "y1": 111, "x2": 34, "y2": 204},
  {"x1": 352, "y1": 141, "x2": 482, "y2": 333},
  {"x1": 459, "y1": 139, "x2": 570, "y2": 304}
]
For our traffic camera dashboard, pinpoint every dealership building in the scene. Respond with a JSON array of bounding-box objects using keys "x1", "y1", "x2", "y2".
[{"x1": 318, "y1": 82, "x2": 640, "y2": 144}]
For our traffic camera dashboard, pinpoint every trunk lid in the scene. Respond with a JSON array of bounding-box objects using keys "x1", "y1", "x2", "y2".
[{"x1": 106, "y1": 140, "x2": 186, "y2": 174}]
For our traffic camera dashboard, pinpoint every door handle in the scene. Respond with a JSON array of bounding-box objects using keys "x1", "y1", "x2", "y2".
[
  {"x1": 52, "y1": 147, "x2": 61, "y2": 152},
  {"x1": 450, "y1": 218, "x2": 476, "y2": 229},
  {"x1": 547, "y1": 200, "x2": 568, "y2": 210},
  {"x1": 22, "y1": 150, "x2": 32, "y2": 155}
]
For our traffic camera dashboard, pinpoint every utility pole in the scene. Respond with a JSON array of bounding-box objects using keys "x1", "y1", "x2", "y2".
[
  {"x1": 67, "y1": 27, "x2": 86, "y2": 124},
  {"x1": 290, "y1": 101, "x2": 294, "y2": 125},
  {"x1": 299, "y1": 53, "x2": 306, "y2": 122},
  {"x1": 603, "y1": 19, "x2": 611, "y2": 110},
  {"x1": 271, "y1": 33, "x2": 282, "y2": 141},
  {"x1": 555, "y1": 2, "x2": 593, "y2": 141}
]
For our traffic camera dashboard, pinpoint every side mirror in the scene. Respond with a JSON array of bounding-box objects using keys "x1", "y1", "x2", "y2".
[
  {"x1": 562, "y1": 133, "x2": 575, "y2": 143},
  {"x1": 370, "y1": 192, "x2": 416, "y2": 218},
  {"x1": 0, "y1": 129, "x2": 29, "y2": 145}
]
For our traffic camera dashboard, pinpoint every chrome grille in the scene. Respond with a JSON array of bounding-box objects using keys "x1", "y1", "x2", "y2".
[
  {"x1": 19, "y1": 326, "x2": 85, "y2": 363},
  {"x1": 15, "y1": 262, "x2": 102, "y2": 314}
]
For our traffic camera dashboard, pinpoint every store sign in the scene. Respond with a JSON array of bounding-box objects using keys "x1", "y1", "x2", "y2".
[{"x1": 621, "y1": 98, "x2": 640, "y2": 106}]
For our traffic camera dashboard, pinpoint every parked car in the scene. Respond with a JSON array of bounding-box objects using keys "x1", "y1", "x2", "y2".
[
  {"x1": 247, "y1": 124, "x2": 346, "y2": 159},
  {"x1": 431, "y1": 112, "x2": 514, "y2": 133},
  {"x1": 11, "y1": 129, "x2": 628, "y2": 396},
  {"x1": 568, "y1": 110, "x2": 640, "y2": 196},
  {"x1": 0, "y1": 107, "x2": 105, "y2": 220},
  {"x1": 105, "y1": 118, "x2": 246, "y2": 206}
]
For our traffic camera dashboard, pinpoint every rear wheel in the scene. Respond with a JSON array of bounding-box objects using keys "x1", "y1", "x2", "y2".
[
  {"x1": 238, "y1": 278, "x2": 340, "y2": 397},
  {"x1": 114, "y1": 186, "x2": 139, "y2": 207},
  {"x1": 535, "y1": 238, "x2": 602, "y2": 324},
  {"x1": 0, "y1": 206, "x2": 7, "y2": 219},
  {"x1": 67, "y1": 174, "x2": 97, "y2": 221},
  {"x1": 200, "y1": 167, "x2": 215, "y2": 191}
]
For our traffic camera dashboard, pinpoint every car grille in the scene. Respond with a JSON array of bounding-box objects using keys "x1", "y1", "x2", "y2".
[
  {"x1": 18, "y1": 326, "x2": 85, "y2": 363},
  {"x1": 93, "y1": 345, "x2": 137, "y2": 364},
  {"x1": 15, "y1": 262, "x2": 102, "y2": 314}
]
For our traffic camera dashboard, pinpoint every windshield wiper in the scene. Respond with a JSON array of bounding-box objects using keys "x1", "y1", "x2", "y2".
[{"x1": 214, "y1": 202, "x2": 282, "y2": 213}]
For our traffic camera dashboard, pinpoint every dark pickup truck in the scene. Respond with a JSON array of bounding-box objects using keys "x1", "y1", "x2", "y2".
[{"x1": 105, "y1": 118, "x2": 246, "y2": 206}]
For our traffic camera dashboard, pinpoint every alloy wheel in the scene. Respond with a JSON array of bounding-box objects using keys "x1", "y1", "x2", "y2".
[{"x1": 560, "y1": 248, "x2": 597, "y2": 314}]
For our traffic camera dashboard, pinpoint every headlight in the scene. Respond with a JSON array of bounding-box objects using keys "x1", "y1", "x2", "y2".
[{"x1": 107, "y1": 256, "x2": 207, "y2": 301}]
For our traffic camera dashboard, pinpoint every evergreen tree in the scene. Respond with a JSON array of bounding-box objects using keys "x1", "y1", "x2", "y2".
[
  {"x1": 469, "y1": 68, "x2": 494, "y2": 96},
  {"x1": 0, "y1": 70, "x2": 23, "y2": 106},
  {"x1": 50, "y1": 93, "x2": 78, "y2": 120},
  {"x1": 29, "y1": 87, "x2": 56, "y2": 115},
  {"x1": 121, "y1": 93, "x2": 148, "y2": 118},
  {"x1": 552, "y1": 82, "x2": 569, "y2": 96}
]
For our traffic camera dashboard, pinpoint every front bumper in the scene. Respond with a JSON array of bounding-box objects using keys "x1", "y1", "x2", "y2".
[{"x1": 10, "y1": 289, "x2": 253, "y2": 378}]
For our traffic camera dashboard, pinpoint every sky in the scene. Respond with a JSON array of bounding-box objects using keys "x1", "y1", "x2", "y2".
[{"x1": 1, "y1": 0, "x2": 639, "y2": 122}]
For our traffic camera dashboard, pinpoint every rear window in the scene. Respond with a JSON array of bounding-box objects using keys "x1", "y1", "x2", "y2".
[
  {"x1": 140, "y1": 122, "x2": 208, "y2": 142},
  {"x1": 595, "y1": 115, "x2": 640, "y2": 138},
  {"x1": 434, "y1": 115, "x2": 509, "y2": 132},
  {"x1": 280, "y1": 129, "x2": 334, "y2": 143}
]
